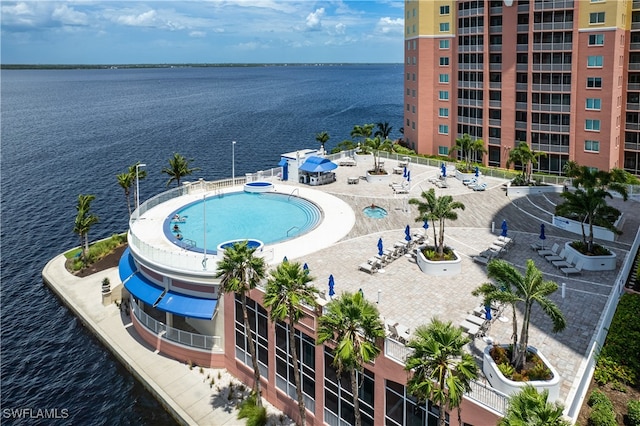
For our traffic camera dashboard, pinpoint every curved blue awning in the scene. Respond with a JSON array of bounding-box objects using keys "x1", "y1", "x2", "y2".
[
  {"x1": 155, "y1": 291, "x2": 217, "y2": 320},
  {"x1": 119, "y1": 247, "x2": 138, "y2": 281},
  {"x1": 299, "y1": 156, "x2": 337, "y2": 173},
  {"x1": 124, "y1": 273, "x2": 165, "y2": 307}
]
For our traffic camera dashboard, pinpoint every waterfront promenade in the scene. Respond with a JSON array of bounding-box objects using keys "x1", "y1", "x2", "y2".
[{"x1": 43, "y1": 156, "x2": 640, "y2": 424}]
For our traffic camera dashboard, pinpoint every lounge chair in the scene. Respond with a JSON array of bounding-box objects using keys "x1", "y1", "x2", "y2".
[
  {"x1": 545, "y1": 248, "x2": 565, "y2": 263},
  {"x1": 530, "y1": 241, "x2": 545, "y2": 251},
  {"x1": 465, "y1": 314, "x2": 487, "y2": 327},
  {"x1": 561, "y1": 260, "x2": 583, "y2": 277},
  {"x1": 538, "y1": 243, "x2": 559, "y2": 258},
  {"x1": 359, "y1": 262, "x2": 376, "y2": 274},
  {"x1": 472, "y1": 183, "x2": 487, "y2": 191},
  {"x1": 460, "y1": 320, "x2": 481, "y2": 337},
  {"x1": 552, "y1": 253, "x2": 575, "y2": 269},
  {"x1": 463, "y1": 177, "x2": 478, "y2": 186},
  {"x1": 473, "y1": 255, "x2": 490, "y2": 265}
]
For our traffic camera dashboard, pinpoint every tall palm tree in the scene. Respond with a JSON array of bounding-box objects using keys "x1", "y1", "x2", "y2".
[
  {"x1": 117, "y1": 172, "x2": 134, "y2": 217},
  {"x1": 215, "y1": 241, "x2": 267, "y2": 407},
  {"x1": 499, "y1": 385, "x2": 570, "y2": 426},
  {"x1": 472, "y1": 259, "x2": 566, "y2": 371},
  {"x1": 506, "y1": 141, "x2": 545, "y2": 184},
  {"x1": 315, "y1": 131, "x2": 330, "y2": 155},
  {"x1": 405, "y1": 318, "x2": 478, "y2": 426},
  {"x1": 452, "y1": 133, "x2": 474, "y2": 172},
  {"x1": 409, "y1": 188, "x2": 465, "y2": 258},
  {"x1": 161, "y1": 153, "x2": 200, "y2": 187},
  {"x1": 128, "y1": 161, "x2": 147, "y2": 207},
  {"x1": 264, "y1": 261, "x2": 318, "y2": 426},
  {"x1": 73, "y1": 194, "x2": 99, "y2": 260},
  {"x1": 374, "y1": 121, "x2": 393, "y2": 140},
  {"x1": 350, "y1": 123, "x2": 375, "y2": 153},
  {"x1": 317, "y1": 291, "x2": 385, "y2": 426},
  {"x1": 470, "y1": 138, "x2": 487, "y2": 165},
  {"x1": 365, "y1": 135, "x2": 394, "y2": 174}
]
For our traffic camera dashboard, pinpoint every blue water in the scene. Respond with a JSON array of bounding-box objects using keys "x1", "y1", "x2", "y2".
[
  {"x1": 0, "y1": 64, "x2": 402, "y2": 423},
  {"x1": 168, "y1": 192, "x2": 321, "y2": 252}
]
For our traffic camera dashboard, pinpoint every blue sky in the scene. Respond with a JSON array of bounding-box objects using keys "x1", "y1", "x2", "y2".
[{"x1": 1, "y1": 1, "x2": 405, "y2": 64}]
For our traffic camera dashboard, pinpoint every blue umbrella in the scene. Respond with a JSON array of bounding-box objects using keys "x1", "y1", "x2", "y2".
[
  {"x1": 441, "y1": 163, "x2": 447, "y2": 178},
  {"x1": 283, "y1": 256, "x2": 288, "y2": 262},
  {"x1": 377, "y1": 238, "x2": 384, "y2": 256},
  {"x1": 475, "y1": 166, "x2": 479, "y2": 177},
  {"x1": 403, "y1": 166, "x2": 407, "y2": 178},
  {"x1": 485, "y1": 305, "x2": 492, "y2": 321},
  {"x1": 328, "y1": 275, "x2": 335, "y2": 297},
  {"x1": 422, "y1": 219, "x2": 429, "y2": 237},
  {"x1": 539, "y1": 224, "x2": 546, "y2": 249},
  {"x1": 404, "y1": 225, "x2": 412, "y2": 242},
  {"x1": 303, "y1": 263, "x2": 309, "y2": 274},
  {"x1": 406, "y1": 170, "x2": 411, "y2": 182},
  {"x1": 501, "y1": 220, "x2": 508, "y2": 237}
]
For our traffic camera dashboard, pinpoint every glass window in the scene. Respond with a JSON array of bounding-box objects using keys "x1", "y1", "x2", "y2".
[
  {"x1": 586, "y1": 98, "x2": 601, "y2": 110},
  {"x1": 588, "y1": 34, "x2": 604, "y2": 46},
  {"x1": 590, "y1": 12, "x2": 605, "y2": 24},
  {"x1": 586, "y1": 119, "x2": 601, "y2": 131},
  {"x1": 439, "y1": 39, "x2": 450, "y2": 49},
  {"x1": 438, "y1": 146, "x2": 449, "y2": 155},
  {"x1": 440, "y1": 5, "x2": 450, "y2": 15},
  {"x1": 439, "y1": 90, "x2": 449, "y2": 100},
  {"x1": 587, "y1": 77, "x2": 602, "y2": 88},
  {"x1": 440, "y1": 57, "x2": 450, "y2": 66},
  {"x1": 587, "y1": 56, "x2": 603, "y2": 67},
  {"x1": 439, "y1": 74, "x2": 449, "y2": 83},
  {"x1": 440, "y1": 22, "x2": 450, "y2": 32},
  {"x1": 585, "y1": 140, "x2": 600, "y2": 152},
  {"x1": 438, "y1": 107, "x2": 449, "y2": 117},
  {"x1": 438, "y1": 124, "x2": 449, "y2": 134}
]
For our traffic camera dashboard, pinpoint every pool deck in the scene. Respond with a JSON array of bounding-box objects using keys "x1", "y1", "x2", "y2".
[{"x1": 43, "y1": 155, "x2": 640, "y2": 423}]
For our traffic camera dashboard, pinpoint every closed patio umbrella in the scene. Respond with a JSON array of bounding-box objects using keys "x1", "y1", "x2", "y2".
[
  {"x1": 501, "y1": 220, "x2": 508, "y2": 237},
  {"x1": 422, "y1": 220, "x2": 429, "y2": 237},
  {"x1": 405, "y1": 225, "x2": 412, "y2": 242},
  {"x1": 328, "y1": 275, "x2": 335, "y2": 298},
  {"x1": 377, "y1": 238, "x2": 384, "y2": 256},
  {"x1": 539, "y1": 223, "x2": 546, "y2": 249},
  {"x1": 303, "y1": 263, "x2": 309, "y2": 274}
]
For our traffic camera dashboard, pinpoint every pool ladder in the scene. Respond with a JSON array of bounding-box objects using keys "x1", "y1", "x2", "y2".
[
  {"x1": 287, "y1": 226, "x2": 300, "y2": 236},
  {"x1": 288, "y1": 188, "x2": 299, "y2": 201}
]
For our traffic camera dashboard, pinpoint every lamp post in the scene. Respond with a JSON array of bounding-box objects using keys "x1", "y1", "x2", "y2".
[
  {"x1": 232, "y1": 140, "x2": 236, "y2": 182},
  {"x1": 135, "y1": 163, "x2": 146, "y2": 211}
]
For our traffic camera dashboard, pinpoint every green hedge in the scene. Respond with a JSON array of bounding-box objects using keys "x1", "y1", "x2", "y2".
[
  {"x1": 587, "y1": 390, "x2": 616, "y2": 426},
  {"x1": 628, "y1": 400, "x2": 640, "y2": 426}
]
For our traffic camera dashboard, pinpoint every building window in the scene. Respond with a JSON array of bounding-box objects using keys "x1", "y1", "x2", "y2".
[
  {"x1": 235, "y1": 296, "x2": 269, "y2": 378},
  {"x1": 439, "y1": 39, "x2": 450, "y2": 49},
  {"x1": 406, "y1": 103, "x2": 410, "y2": 111},
  {"x1": 438, "y1": 124, "x2": 449, "y2": 134},
  {"x1": 587, "y1": 56, "x2": 603, "y2": 67},
  {"x1": 588, "y1": 34, "x2": 604, "y2": 46},
  {"x1": 406, "y1": 73, "x2": 410, "y2": 80},
  {"x1": 586, "y1": 119, "x2": 601, "y2": 131},
  {"x1": 438, "y1": 146, "x2": 449, "y2": 156},
  {"x1": 439, "y1": 73, "x2": 449, "y2": 83},
  {"x1": 590, "y1": 12, "x2": 605, "y2": 24},
  {"x1": 586, "y1": 98, "x2": 602, "y2": 110},
  {"x1": 275, "y1": 323, "x2": 316, "y2": 413},
  {"x1": 585, "y1": 140, "x2": 600, "y2": 152},
  {"x1": 439, "y1": 90, "x2": 449, "y2": 100},
  {"x1": 385, "y1": 380, "x2": 447, "y2": 426},
  {"x1": 406, "y1": 88, "x2": 410, "y2": 95},
  {"x1": 440, "y1": 57, "x2": 449, "y2": 66},
  {"x1": 440, "y1": 5, "x2": 450, "y2": 15},
  {"x1": 439, "y1": 22, "x2": 450, "y2": 32},
  {"x1": 587, "y1": 77, "x2": 602, "y2": 88},
  {"x1": 439, "y1": 107, "x2": 449, "y2": 117}
]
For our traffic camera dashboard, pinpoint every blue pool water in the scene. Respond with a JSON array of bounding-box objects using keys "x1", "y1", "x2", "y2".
[
  {"x1": 363, "y1": 206, "x2": 388, "y2": 219},
  {"x1": 166, "y1": 192, "x2": 322, "y2": 252}
]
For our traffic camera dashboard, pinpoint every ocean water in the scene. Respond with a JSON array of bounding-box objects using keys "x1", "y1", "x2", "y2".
[{"x1": 0, "y1": 64, "x2": 403, "y2": 424}]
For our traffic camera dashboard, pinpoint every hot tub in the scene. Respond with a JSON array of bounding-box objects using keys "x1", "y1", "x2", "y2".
[
  {"x1": 217, "y1": 239, "x2": 264, "y2": 254},
  {"x1": 244, "y1": 181, "x2": 274, "y2": 193}
]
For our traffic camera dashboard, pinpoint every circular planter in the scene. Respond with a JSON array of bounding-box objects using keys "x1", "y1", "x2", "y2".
[
  {"x1": 415, "y1": 248, "x2": 461, "y2": 276},
  {"x1": 564, "y1": 241, "x2": 617, "y2": 271},
  {"x1": 483, "y1": 344, "x2": 561, "y2": 402},
  {"x1": 365, "y1": 171, "x2": 391, "y2": 184}
]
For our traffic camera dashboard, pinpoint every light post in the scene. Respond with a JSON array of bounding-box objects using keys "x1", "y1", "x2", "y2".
[
  {"x1": 232, "y1": 140, "x2": 236, "y2": 182},
  {"x1": 135, "y1": 163, "x2": 146, "y2": 211}
]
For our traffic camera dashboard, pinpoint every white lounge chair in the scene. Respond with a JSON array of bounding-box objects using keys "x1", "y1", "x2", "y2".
[
  {"x1": 545, "y1": 248, "x2": 565, "y2": 263},
  {"x1": 538, "y1": 243, "x2": 559, "y2": 258},
  {"x1": 472, "y1": 183, "x2": 487, "y2": 191},
  {"x1": 561, "y1": 260, "x2": 583, "y2": 276},
  {"x1": 460, "y1": 320, "x2": 480, "y2": 337},
  {"x1": 552, "y1": 253, "x2": 575, "y2": 269},
  {"x1": 359, "y1": 262, "x2": 376, "y2": 274}
]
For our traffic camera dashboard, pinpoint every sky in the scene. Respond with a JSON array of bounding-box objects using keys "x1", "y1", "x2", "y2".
[{"x1": 1, "y1": 1, "x2": 405, "y2": 64}]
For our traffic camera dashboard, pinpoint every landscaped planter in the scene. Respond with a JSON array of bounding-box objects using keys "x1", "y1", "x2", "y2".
[
  {"x1": 455, "y1": 170, "x2": 476, "y2": 183},
  {"x1": 564, "y1": 241, "x2": 617, "y2": 271},
  {"x1": 416, "y1": 249, "x2": 461, "y2": 276},
  {"x1": 365, "y1": 171, "x2": 391, "y2": 184},
  {"x1": 483, "y1": 345, "x2": 560, "y2": 402},
  {"x1": 506, "y1": 182, "x2": 563, "y2": 198}
]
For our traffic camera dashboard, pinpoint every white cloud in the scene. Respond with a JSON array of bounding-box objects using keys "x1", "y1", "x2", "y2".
[
  {"x1": 116, "y1": 9, "x2": 157, "y2": 27},
  {"x1": 52, "y1": 4, "x2": 88, "y2": 26},
  {"x1": 189, "y1": 30, "x2": 206, "y2": 38},
  {"x1": 305, "y1": 8, "x2": 324, "y2": 31},
  {"x1": 376, "y1": 16, "x2": 403, "y2": 34},
  {"x1": 333, "y1": 22, "x2": 346, "y2": 35}
]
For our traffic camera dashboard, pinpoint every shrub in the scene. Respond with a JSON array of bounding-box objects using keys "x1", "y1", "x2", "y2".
[
  {"x1": 528, "y1": 362, "x2": 552, "y2": 381},
  {"x1": 588, "y1": 404, "x2": 617, "y2": 426},
  {"x1": 599, "y1": 294, "x2": 640, "y2": 385},
  {"x1": 490, "y1": 345, "x2": 509, "y2": 365},
  {"x1": 628, "y1": 400, "x2": 640, "y2": 426},
  {"x1": 497, "y1": 362, "x2": 515, "y2": 378},
  {"x1": 587, "y1": 389, "x2": 612, "y2": 409},
  {"x1": 594, "y1": 356, "x2": 636, "y2": 387},
  {"x1": 237, "y1": 393, "x2": 267, "y2": 426}
]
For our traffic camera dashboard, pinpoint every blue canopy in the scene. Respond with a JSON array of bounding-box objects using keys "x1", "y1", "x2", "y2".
[
  {"x1": 278, "y1": 158, "x2": 288, "y2": 166},
  {"x1": 155, "y1": 291, "x2": 217, "y2": 320},
  {"x1": 299, "y1": 156, "x2": 338, "y2": 173},
  {"x1": 118, "y1": 248, "x2": 137, "y2": 281},
  {"x1": 124, "y1": 273, "x2": 165, "y2": 307},
  {"x1": 282, "y1": 162, "x2": 289, "y2": 181}
]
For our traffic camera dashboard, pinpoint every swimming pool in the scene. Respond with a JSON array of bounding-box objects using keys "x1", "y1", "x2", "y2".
[{"x1": 165, "y1": 192, "x2": 322, "y2": 253}]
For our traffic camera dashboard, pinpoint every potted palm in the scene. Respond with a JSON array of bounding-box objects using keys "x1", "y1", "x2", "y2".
[
  {"x1": 409, "y1": 188, "x2": 464, "y2": 276},
  {"x1": 363, "y1": 135, "x2": 393, "y2": 183},
  {"x1": 473, "y1": 259, "x2": 566, "y2": 401}
]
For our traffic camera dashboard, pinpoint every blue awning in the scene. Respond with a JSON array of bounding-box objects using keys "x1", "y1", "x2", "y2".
[
  {"x1": 278, "y1": 158, "x2": 288, "y2": 166},
  {"x1": 118, "y1": 247, "x2": 137, "y2": 281},
  {"x1": 124, "y1": 273, "x2": 165, "y2": 307},
  {"x1": 299, "y1": 156, "x2": 338, "y2": 173},
  {"x1": 155, "y1": 291, "x2": 217, "y2": 320}
]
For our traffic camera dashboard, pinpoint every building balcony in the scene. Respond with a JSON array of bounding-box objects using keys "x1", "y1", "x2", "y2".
[
  {"x1": 489, "y1": 63, "x2": 502, "y2": 71},
  {"x1": 458, "y1": 81, "x2": 484, "y2": 89},
  {"x1": 628, "y1": 83, "x2": 640, "y2": 90},
  {"x1": 627, "y1": 103, "x2": 640, "y2": 111},
  {"x1": 516, "y1": 121, "x2": 528, "y2": 130},
  {"x1": 532, "y1": 143, "x2": 570, "y2": 154},
  {"x1": 629, "y1": 63, "x2": 640, "y2": 70},
  {"x1": 518, "y1": 3, "x2": 530, "y2": 12},
  {"x1": 489, "y1": 137, "x2": 501, "y2": 145},
  {"x1": 531, "y1": 103, "x2": 571, "y2": 113},
  {"x1": 517, "y1": 44, "x2": 529, "y2": 52},
  {"x1": 533, "y1": 0, "x2": 574, "y2": 10},
  {"x1": 633, "y1": 0, "x2": 640, "y2": 9},
  {"x1": 458, "y1": 63, "x2": 485, "y2": 70},
  {"x1": 516, "y1": 63, "x2": 529, "y2": 71},
  {"x1": 458, "y1": 98, "x2": 485, "y2": 107},
  {"x1": 631, "y1": 22, "x2": 640, "y2": 30},
  {"x1": 516, "y1": 102, "x2": 528, "y2": 110},
  {"x1": 531, "y1": 123, "x2": 571, "y2": 133},
  {"x1": 489, "y1": 26, "x2": 503, "y2": 34},
  {"x1": 489, "y1": 44, "x2": 502, "y2": 52},
  {"x1": 489, "y1": 119, "x2": 501, "y2": 127},
  {"x1": 625, "y1": 142, "x2": 640, "y2": 151},
  {"x1": 533, "y1": 22, "x2": 574, "y2": 31},
  {"x1": 517, "y1": 24, "x2": 529, "y2": 33},
  {"x1": 458, "y1": 116, "x2": 484, "y2": 125},
  {"x1": 489, "y1": 82, "x2": 502, "y2": 89},
  {"x1": 532, "y1": 42, "x2": 573, "y2": 51},
  {"x1": 630, "y1": 43, "x2": 640, "y2": 51},
  {"x1": 626, "y1": 122, "x2": 640, "y2": 130},
  {"x1": 516, "y1": 83, "x2": 528, "y2": 91},
  {"x1": 532, "y1": 64, "x2": 572, "y2": 71},
  {"x1": 458, "y1": 7, "x2": 485, "y2": 17},
  {"x1": 458, "y1": 26, "x2": 485, "y2": 35},
  {"x1": 489, "y1": 100, "x2": 501, "y2": 108},
  {"x1": 459, "y1": 45, "x2": 484, "y2": 52},
  {"x1": 532, "y1": 84, "x2": 571, "y2": 92}
]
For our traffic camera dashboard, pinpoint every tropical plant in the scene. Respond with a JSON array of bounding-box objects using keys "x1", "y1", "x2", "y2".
[
  {"x1": 404, "y1": 318, "x2": 478, "y2": 426},
  {"x1": 315, "y1": 131, "x2": 330, "y2": 155},
  {"x1": 499, "y1": 385, "x2": 570, "y2": 426},
  {"x1": 264, "y1": 261, "x2": 318, "y2": 426},
  {"x1": 506, "y1": 141, "x2": 546, "y2": 184},
  {"x1": 161, "y1": 153, "x2": 200, "y2": 187},
  {"x1": 116, "y1": 172, "x2": 134, "y2": 217},
  {"x1": 472, "y1": 259, "x2": 566, "y2": 372},
  {"x1": 73, "y1": 194, "x2": 99, "y2": 260},
  {"x1": 409, "y1": 188, "x2": 465, "y2": 258},
  {"x1": 316, "y1": 291, "x2": 385, "y2": 426},
  {"x1": 558, "y1": 164, "x2": 629, "y2": 253},
  {"x1": 350, "y1": 123, "x2": 375, "y2": 154},
  {"x1": 215, "y1": 241, "x2": 267, "y2": 407},
  {"x1": 374, "y1": 121, "x2": 393, "y2": 140},
  {"x1": 470, "y1": 137, "x2": 487, "y2": 165},
  {"x1": 364, "y1": 136, "x2": 393, "y2": 174},
  {"x1": 330, "y1": 139, "x2": 357, "y2": 154}
]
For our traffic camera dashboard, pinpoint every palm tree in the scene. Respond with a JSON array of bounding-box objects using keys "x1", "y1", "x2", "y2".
[
  {"x1": 315, "y1": 131, "x2": 330, "y2": 155},
  {"x1": 470, "y1": 138, "x2": 487, "y2": 165},
  {"x1": 316, "y1": 291, "x2": 385, "y2": 426},
  {"x1": 452, "y1": 133, "x2": 474, "y2": 172},
  {"x1": 117, "y1": 172, "x2": 134, "y2": 217},
  {"x1": 365, "y1": 135, "x2": 394, "y2": 174},
  {"x1": 215, "y1": 241, "x2": 267, "y2": 406},
  {"x1": 161, "y1": 153, "x2": 200, "y2": 187},
  {"x1": 499, "y1": 385, "x2": 570, "y2": 426},
  {"x1": 405, "y1": 318, "x2": 478, "y2": 426},
  {"x1": 264, "y1": 261, "x2": 318, "y2": 426},
  {"x1": 374, "y1": 121, "x2": 393, "y2": 140},
  {"x1": 350, "y1": 123, "x2": 375, "y2": 153},
  {"x1": 73, "y1": 194, "x2": 99, "y2": 260},
  {"x1": 409, "y1": 188, "x2": 465, "y2": 258},
  {"x1": 472, "y1": 259, "x2": 566, "y2": 371},
  {"x1": 506, "y1": 141, "x2": 545, "y2": 184}
]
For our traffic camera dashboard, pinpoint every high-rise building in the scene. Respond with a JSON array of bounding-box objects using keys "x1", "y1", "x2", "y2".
[{"x1": 404, "y1": 0, "x2": 640, "y2": 177}]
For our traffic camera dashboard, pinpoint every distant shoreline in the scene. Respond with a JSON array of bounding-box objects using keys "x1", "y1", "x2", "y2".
[{"x1": 1, "y1": 62, "x2": 401, "y2": 70}]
